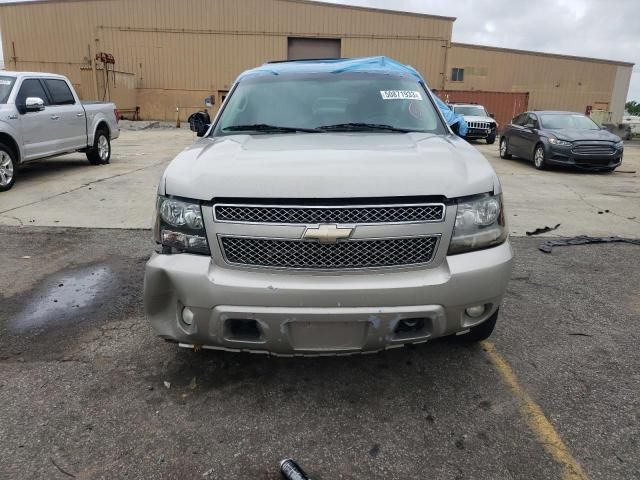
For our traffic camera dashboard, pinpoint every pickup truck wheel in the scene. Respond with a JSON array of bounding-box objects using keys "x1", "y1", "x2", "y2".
[
  {"x1": 453, "y1": 309, "x2": 499, "y2": 343},
  {"x1": 87, "y1": 130, "x2": 111, "y2": 165},
  {"x1": 0, "y1": 143, "x2": 17, "y2": 192},
  {"x1": 499, "y1": 137, "x2": 512, "y2": 159}
]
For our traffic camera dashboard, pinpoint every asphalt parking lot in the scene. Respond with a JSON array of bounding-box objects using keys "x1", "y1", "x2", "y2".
[{"x1": 1, "y1": 129, "x2": 639, "y2": 479}]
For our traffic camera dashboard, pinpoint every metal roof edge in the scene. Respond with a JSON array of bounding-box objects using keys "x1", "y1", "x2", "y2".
[
  {"x1": 0, "y1": 0, "x2": 457, "y2": 22},
  {"x1": 451, "y1": 42, "x2": 634, "y2": 67},
  {"x1": 283, "y1": 0, "x2": 456, "y2": 21}
]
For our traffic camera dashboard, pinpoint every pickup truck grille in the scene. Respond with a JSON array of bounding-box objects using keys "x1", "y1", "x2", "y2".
[
  {"x1": 220, "y1": 235, "x2": 438, "y2": 269},
  {"x1": 214, "y1": 203, "x2": 445, "y2": 224}
]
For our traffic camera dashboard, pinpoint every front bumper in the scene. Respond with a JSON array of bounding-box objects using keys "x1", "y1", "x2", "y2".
[
  {"x1": 144, "y1": 240, "x2": 513, "y2": 355},
  {"x1": 546, "y1": 144, "x2": 623, "y2": 170}
]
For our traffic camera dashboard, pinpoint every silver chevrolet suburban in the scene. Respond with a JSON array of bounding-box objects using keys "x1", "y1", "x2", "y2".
[{"x1": 144, "y1": 57, "x2": 513, "y2": 356}]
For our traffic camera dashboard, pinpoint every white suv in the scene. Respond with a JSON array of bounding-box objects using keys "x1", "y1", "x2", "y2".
[{"x1": 450, "y1": 103, "x2": 497, "y2": 144}]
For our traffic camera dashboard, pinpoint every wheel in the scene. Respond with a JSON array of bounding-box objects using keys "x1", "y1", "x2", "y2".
[
  {"x1": 455, "y1": 309, "x2": 499, "y2": 343},
  {"x1": 486, "y1": 133, "x2": 496, "y2": 145},
  {"x1": 0, "y1": 142, "x2": 17, "y2": 192},
  {"x1": 533, "y1": 144, "x2": 547, "y2": 170},
  {"x1": 86, "y1": 129, "x2": 111, "y2": 165},
  {"x1": 499, "y1": 137, "x2": 512, "y2": 159}
]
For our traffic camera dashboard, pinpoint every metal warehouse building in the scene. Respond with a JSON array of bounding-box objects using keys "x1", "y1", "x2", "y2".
[{"x1": 0, "y1": 0, "x2": 633, "y2": 125}]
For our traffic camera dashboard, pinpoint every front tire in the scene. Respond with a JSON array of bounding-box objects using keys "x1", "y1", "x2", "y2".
[
  {"x1": 0, "y1": 142, "x2": 17, "y2": 192},
  {"x1": 499, "y1": 137, "x2": 512, "y2": 159},
  {"x1": 87, "y1": 129, "x2": 111, "y2": 165},
  {"x1": 533, "y1": 144, "x2": 547, "y2": 170},
  {"x1": 486, "y1": 133, "x2": 496, "y2": 145}
]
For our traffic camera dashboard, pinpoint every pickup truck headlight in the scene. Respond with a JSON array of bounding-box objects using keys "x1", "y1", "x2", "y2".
[
  {"x1": 548, "y1": 138, "x2": 572, "y2": 147},
  {"x1": 448, "y1": 193, "x2": 508, "y2": 255},
  {"x1": 154, "y1": 196, "x2": 210, "y2": 254}
]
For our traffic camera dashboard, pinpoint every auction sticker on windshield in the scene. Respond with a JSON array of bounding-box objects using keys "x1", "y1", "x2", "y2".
[{"x1": 380, "y1": 90, "x2": 423, "y2": 100}]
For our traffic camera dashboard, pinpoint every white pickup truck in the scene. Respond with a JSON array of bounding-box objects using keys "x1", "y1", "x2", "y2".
[{"x1": 0, "y1": 71, "x2": 120, "y2": 191}]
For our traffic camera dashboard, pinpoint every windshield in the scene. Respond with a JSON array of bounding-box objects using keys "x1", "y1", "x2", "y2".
[
  {"x1": 540, "y1": 113, "x2": 600, "y2": 130},
  {"x1": 214, "y1": 73, "x2": 446, "y2": 135},
  {"x1": 0, "y1": 76, "x2": 16, "y2": 104},
  {"x1": 453, "y1": 105, "x2": 488, "y2": 117}
]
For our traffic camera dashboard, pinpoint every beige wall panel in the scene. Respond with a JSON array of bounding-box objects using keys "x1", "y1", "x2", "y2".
[
  {"x1": 610, "y1": 65, "x2": 633, "y2": 123},
  {"x1": 342, "y1": 38, "x2": 446, "y2": 87},
  {"x1": 447, "y1": 44, "x2": 628, "y2": 120}
]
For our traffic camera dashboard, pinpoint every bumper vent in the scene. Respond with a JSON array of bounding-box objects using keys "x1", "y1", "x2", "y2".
[
  {"x1": 220, "y1": 236, "x2": 438, "y2": 269},
  {"x1": 214, "y1": 203, "x2": 445, "y2": 224}
]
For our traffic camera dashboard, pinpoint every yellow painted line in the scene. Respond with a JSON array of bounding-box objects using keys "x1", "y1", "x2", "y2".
[{"x1": 481, "y1": 341, "x2": 588, "y2": 480}]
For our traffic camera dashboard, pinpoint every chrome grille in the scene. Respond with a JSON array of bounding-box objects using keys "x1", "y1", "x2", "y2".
[
  {"x1": 467, "y1": 121, "x2": 491, "y2": 130},
  {"x1": 572, "y1": 144, "x2": 616, "y2": 156},
  {"x1": 220, "y1": 236, "x2": 438, "y2": 269},
  {"x1": 214, "y1": 203, "x2": 445, "y2": 224}
]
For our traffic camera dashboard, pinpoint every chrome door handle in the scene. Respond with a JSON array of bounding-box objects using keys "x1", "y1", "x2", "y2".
[
  {"x1": 8, "y1": 114, "x2": 18, "y2": 120},
  {"x1": 76, "y1": 113, "x2": 84, "y2": 117},
  {"x1": 50, "y1": 115, "x2": 60, "y2": 120}
]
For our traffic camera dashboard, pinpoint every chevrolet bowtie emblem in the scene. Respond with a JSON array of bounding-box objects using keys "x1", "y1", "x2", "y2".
[{"x1": 303, "y1": 224, "x2": 353, "y2": 244}]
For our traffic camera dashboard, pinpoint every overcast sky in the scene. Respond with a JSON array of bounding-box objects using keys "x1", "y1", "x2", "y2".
[{"x1": 1, "y1": 0, "x2": 638, "y2": 102}]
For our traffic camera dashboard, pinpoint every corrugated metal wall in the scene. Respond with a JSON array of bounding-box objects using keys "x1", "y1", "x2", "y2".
[
  {"x1": 438, "y1": 90, "x2": 529, "y2": 133},
  {"x1": 447, "y1": 43, "x2": 632, "y2": 123},
  {"x1": 0, "y1": 0, "x2": 453, "y2": 120}
]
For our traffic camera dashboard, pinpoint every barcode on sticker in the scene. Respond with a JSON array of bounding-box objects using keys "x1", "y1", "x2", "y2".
[{"x1": 380, "y1": 90, "x2": 423, "y2": 100}]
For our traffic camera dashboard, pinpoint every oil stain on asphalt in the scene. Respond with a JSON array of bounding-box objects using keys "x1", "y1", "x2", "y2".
[{"x1": 9, "y1": 264, "x2": 116, "y2": 333}]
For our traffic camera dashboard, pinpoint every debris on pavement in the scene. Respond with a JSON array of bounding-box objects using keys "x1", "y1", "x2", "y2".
[
  {"x1": 280, "y1": 458, "x2": 312, "y2": 480},
  {"x1": 539, "y1": 235, "x2": 640, "y2": 253},
  {"x1": 526, "y1": 224, "x2": 560, "y2": 236}
]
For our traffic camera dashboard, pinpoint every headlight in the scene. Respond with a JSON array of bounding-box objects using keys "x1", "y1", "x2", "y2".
[
  {"x1": 448, "y1": 193, "x2": 508, "y2": 255},
  {"x1": 154, "y1": 196, "x2": 209, "y2": 254},
  {"x1": 548, "y1": 138, "x2": 572, "y2": 147},
  {"x1": 615, "y1": 141, "x2": 624, "y2": 149}
]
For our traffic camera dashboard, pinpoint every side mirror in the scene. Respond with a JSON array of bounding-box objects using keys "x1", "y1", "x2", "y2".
[
  {"x1": 195, "y1": 124, "x2": 210, "y2": 137},
  {"x1": 489, "y1": 113, "x2": 495, "y2": 118},
  {"x1": 24, "y1": 97, "x2": 45, "y2": 113},
  {"x1": 204, "y1": 96, "x2": 214, "y2": 108}
]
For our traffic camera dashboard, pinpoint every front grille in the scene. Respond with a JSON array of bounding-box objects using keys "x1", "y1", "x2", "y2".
[
  {"x1": 214, "y1": 203, "x2": 445, "y2": 224},
  {"x1": 572, "y1": 144, "x2": 616, "y2": 156},
  {"x1": 467, "y1": 121, "x2": 491, "y2": 130},
  {"x1": 220, "y1": 236, "x2": 438, "y2": 269}
]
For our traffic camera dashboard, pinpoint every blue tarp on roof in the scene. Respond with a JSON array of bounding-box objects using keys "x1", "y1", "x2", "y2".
[{"x1": 237, "y1": 56, "x2": 468, "y2": 136}]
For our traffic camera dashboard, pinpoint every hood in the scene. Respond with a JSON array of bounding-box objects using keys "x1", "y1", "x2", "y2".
[
  {"x1": 548, "y1": 128, "x2": 620, "y2": 142},
  {"x1": 460, "y1": 115, "x2": 495, "y2": 123},
  {"x1": 162, "y1": 132, "x2": 498, "y2": 200}
]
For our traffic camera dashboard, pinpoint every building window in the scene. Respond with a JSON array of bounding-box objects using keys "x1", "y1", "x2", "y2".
[{"x1": 451, "y1": 68, "x2": 464, "y2": 82}]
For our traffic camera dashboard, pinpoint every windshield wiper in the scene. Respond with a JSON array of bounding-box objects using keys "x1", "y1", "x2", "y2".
[
  {"x1": 222, "y1": 124, "x2": 320, "y2": 133},
  {"x1": 318, "y1": 122, "x2": 413, "y2": 133}
]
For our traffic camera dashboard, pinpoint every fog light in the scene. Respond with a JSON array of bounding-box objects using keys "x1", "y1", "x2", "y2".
[
  {"x1": 181, "y1": 307, "x2": 194, "y2": 326},
  {"x1": 465, "y1": 305, "x2": 486, "y2": 318}
]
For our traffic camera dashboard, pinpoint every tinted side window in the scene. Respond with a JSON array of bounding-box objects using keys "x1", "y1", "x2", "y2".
[
  {"x1": 44, "y1": 79, "x2": 75, "y2": 105},
  {"x1": 512, "y1": 114, "x2": 526, "y2": 126},
  {"x1": 16, "y1": 79, "x2": 50, "y2": 106}
]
